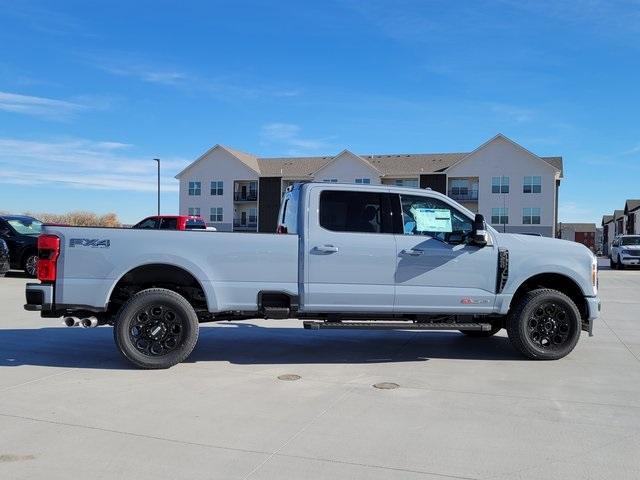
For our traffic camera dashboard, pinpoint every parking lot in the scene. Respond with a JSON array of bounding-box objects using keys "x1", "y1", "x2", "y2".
[{"x1": 0, "y1": 260, "x2": 639, "y2": 480}]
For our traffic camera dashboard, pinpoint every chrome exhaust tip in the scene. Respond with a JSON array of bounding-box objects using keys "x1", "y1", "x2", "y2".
[
  {"x1": 80, "y1": 316, "x2": 99, "y2": 328},
  {"x1": 63, "y1": 317, "x2": 80, "y2": 327}
]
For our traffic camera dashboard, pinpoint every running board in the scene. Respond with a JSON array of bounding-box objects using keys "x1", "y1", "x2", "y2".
[{"x1": 303, "y1": 321, "x2": 492, "y2": 331}]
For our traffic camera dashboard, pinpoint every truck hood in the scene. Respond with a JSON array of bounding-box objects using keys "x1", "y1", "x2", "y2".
[{"x1": 495, "y1": 232, "x2": 592, "y2": 256}]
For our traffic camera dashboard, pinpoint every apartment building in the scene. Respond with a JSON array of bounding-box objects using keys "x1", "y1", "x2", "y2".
[
  {"x1": 602, "y1": 215, "x2": 614, "y2": 255},
  {"x1": 176, "y1": 134, "x2": 563, "y2": 236},
  {"x1": 600, "y1": 201, "x2": 640, "y2": 255}
]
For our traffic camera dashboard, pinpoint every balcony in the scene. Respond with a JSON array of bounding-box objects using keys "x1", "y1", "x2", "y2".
[
  {"x1": 233, "y1": 192, "x2": 257, "y2": 202},
  {"x1": 448, "y1": 190, "x2": 479, "y2": 202},
  {"x1": 233, "y1": 218, "x2": 257, "y2": 231}
]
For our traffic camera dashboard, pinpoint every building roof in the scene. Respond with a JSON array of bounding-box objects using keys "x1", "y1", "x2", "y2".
[
  {"x1": 624, "y1": 199, "x2": 640, "y2": 214},
  {"x1": 561, "y1": 223, "x2": 597, "y2": 232},
  {"x1": 602, "y1": 214, "x2": 614, "y2": 225},
  {"x1": 177, "y1": 136, "x2": 563, "y2": 179},
  {"x1": 257, "y1": 152, "x2": 466, "y2": 178},
  {"x1": 614, "y1": 209, "x2": 625, "y2": 221}
]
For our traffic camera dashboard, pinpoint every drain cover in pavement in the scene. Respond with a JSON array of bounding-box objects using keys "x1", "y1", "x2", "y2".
[
  {"x1": 373, "y1": 382, "x2": 399, "y2": 390},
  {"x1": 278, "y1": 374, "x2": 301, "y2": 381}
]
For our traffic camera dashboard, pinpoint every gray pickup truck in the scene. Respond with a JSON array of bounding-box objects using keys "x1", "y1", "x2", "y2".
[{"x1": 25, "y1": 183, "x2": 600, "y2": 369}]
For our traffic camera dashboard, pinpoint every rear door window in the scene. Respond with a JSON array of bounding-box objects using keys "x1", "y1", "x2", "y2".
[
  {"x1": 319, "y1": 190, "x2": 393, "y2": 234},
  {"x1": 278, "y1": 187, "x2": 300, "y2": 234},
  {"x1": 159, "y1": 218, "x2": 178, "y2": 230}
]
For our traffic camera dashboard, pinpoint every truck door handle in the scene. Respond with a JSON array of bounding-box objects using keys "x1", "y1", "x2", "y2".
[
  {"x1": 313, "y1": 244, "x2": 339, "y2": 254},
  {"x1": 401, "y1": 248, "x2": 424, "y2": 256}
]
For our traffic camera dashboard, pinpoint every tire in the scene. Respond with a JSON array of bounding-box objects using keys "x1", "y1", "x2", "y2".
[
  {"x1": 113, "y1": 288, "x2": 199, "y2": 369},
  {"x1": 460, "y1": 321, "x2": 502, "y2": 337},
  {"x1": 507, "y1": 288, "x2": 581, "y2": 360},
  {"x1": 23, "y1": 253, "x2": 38, "y2": 277},
  {"x1": 609, "y1": 257, "x2": 615, "y2": 269}
]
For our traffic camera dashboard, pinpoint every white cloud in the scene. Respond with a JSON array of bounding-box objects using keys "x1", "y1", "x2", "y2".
[
  {"x1": 0, "y1": 91, "x2": 86, "y2": 119},
  {"x1": 260, "y1": 123, "x2": 331, "y2": 155},
  {"x1": 489, "y1": 103, "x2": 535, "y2": 123},
  {"x1": 0, "y1": 137, "x2": 189, "y2": 192},
  {"x1": 96, "y1": 61, "x2": 191, "y2": 86}
]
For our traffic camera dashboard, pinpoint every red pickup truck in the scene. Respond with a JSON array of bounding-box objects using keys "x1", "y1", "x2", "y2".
[{"x1": 132, "y1": 215, "x2": 209, "y2": 231}]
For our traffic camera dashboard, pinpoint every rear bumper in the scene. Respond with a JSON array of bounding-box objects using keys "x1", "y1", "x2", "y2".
[
  {"x1": 583, "y1": 295, "x2": 600, "y2": 336},
  {"x1": 24, "y1": 283, "x2": 54, "y2": 312}
]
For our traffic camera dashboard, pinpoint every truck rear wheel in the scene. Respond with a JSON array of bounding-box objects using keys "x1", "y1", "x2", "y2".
[
  {"x1": 507, "y1": 288, "x2": 581, "y2": 360},
  {"x1": 113, "y1": 288, "x2": 199, "y2": 369}
]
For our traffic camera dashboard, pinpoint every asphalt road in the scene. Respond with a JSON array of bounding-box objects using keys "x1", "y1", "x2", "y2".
[{"x1": 1, "y1": 261, "x2": 639, "y2": 479}]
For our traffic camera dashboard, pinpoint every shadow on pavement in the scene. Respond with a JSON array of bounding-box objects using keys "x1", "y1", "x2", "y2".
[{"x1": 0, "y1": 322, "x2": 524, "y2": 370}]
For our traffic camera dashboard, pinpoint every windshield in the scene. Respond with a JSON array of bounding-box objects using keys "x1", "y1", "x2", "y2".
[
  {"x1": 621, "y1": 236, "x2": 640, "y2": 246},
  {"x1": 8, "y1": 218, "x2": 43, "y2": 235}
]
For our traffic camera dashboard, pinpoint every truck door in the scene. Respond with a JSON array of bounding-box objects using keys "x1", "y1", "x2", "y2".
[
  {"x1": 304, "y1": 188, "x2": 397, "y2": 313},
  {"x1": 392, "y1": 192, "x2": 498, "y2": 313}
]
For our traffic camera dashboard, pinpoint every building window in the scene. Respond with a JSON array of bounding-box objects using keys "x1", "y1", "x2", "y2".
[
  {"x1": 210, "y1": 207, "x2": 223, "y2": 223},
  {"x1": 210, "y1": 180, "x2": 223, "y2": 195},
  {"x1": 188, "y1": 181, "x2": 201, "y2": 196},
  {"x1": 492, "y1": 176, "x2": 509, "y2": 194},
  {"x1": 355, "y1": 178, "x2": 371, "y2": 184},
  {"x1": 523, "y1": 208, "x2": 541, "y2": 225},
  {"x1": 491, "y1": 207, "x2": 509, "y2": 225},
  {"x1": 188, "y1": 207, "x2": 200, "y2": 216},
  {"x1": 249, "y1": 207, "x2": 257, "y2": 224},
  {"x1": 322, "y1": 179, "x2": 338, "y2": 183},
  {"x1": 394, "y1": 179, "x2": 419, "y2": 188},
  {"x1": 523, "y1": 176, "x2": 541, "y2": 193}
]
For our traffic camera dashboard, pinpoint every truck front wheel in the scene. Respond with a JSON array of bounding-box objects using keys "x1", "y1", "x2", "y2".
[
  {"x1": 507, "y1": 289, "x2": 581, "y2": 360},
  {"x1": 113, "y1": 288, "x2": 200, "y2": 369}
]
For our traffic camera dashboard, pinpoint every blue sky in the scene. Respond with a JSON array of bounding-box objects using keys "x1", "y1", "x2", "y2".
[{"x1": 0, "y1": 0, "x2": 639, "y2": 224}]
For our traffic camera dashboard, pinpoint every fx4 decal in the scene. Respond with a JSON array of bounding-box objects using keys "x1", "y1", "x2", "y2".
[{"x1": 69, "y1": 238, "x2": 111, "y2": 248}]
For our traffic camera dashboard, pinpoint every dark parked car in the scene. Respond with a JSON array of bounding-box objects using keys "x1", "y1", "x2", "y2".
[
  {"x1": 0, "y1": 239, "x2": 9, "y2": 277},
  {"x1": 0, "y1": 215, "x2": 43, "y2": 277}
]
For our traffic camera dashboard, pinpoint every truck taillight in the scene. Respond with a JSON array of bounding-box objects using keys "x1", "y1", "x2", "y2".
[{"x1": 37, "y1": 234, "x2": 60, "y2": 282}]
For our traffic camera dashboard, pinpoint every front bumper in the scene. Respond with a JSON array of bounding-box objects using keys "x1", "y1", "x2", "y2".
[
  {"x1": 620, "y1": 256, "x2": 640, "y2": 265},
  {"x1": 583, "y1": 295, "x2": 600, "y2": 336},
  {"x1": 24, "y1": 283, "x2": 54, "y2": 312}
]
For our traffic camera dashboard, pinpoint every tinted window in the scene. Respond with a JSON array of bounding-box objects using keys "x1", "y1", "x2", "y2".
[
  {"x1": 621, "y1": 236, "x2": 640, "y2": 246},
  {"x1": 134, "y1": 218, "x2": 159, "y2": 229},
  {"x1": 159, "y1": 218, "x2": 178, "y2": 230},
  {"x1": 185, "y1": 219, "x2": 206, "y2": 230},
  {"x1": 399, "y1": 194, "x2": 472, "y2": 243},
  {"x1": 320, "y1": 190, "x2": 392, "y2": 234}
]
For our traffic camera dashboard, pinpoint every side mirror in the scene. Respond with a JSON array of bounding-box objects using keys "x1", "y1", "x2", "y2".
[{"x1": 471, "y1": 213, "x2": 487, "y2": 247}]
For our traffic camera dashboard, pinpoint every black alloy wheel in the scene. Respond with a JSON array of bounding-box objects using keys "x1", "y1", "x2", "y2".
[
  {"x1": 507, "y1": 288, "x2": 581, "y2": 360},
  {"x1": 114, "y1": 288, "x2": 199, "y2": 369}
]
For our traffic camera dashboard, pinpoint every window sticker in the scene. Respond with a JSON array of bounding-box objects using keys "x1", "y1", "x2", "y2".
[{"x1": 410, "y1": 207, "x2": 452, "y2": 233}]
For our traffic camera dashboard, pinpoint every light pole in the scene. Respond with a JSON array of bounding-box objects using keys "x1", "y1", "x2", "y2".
[{"x1": 153, "y1": 158, "x2": 160, "y2": 216}]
